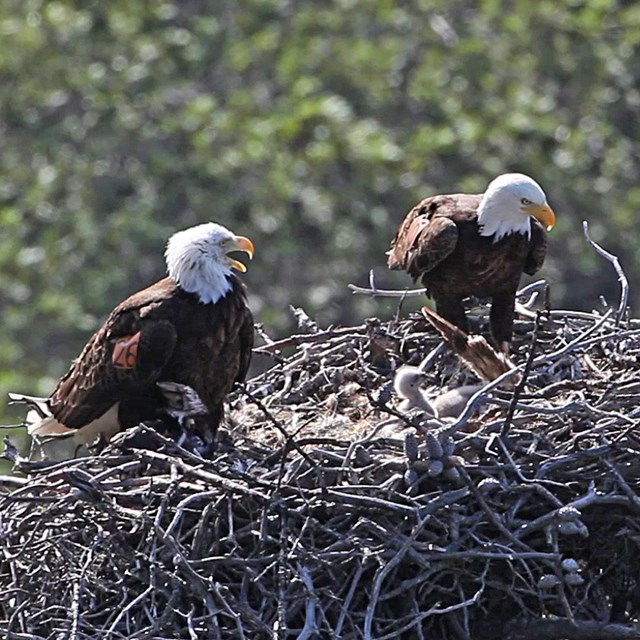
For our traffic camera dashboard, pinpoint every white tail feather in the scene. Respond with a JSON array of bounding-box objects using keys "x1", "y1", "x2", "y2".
[
  {"x1": 10, "y1": 392, "x2": 121, "y2": 445},
  {"x1": 8, "y1": 393, "x2": 51, "y2": 420},
  {"x1": 27, "y1": 413, "x2": 76, "y2": 437}
]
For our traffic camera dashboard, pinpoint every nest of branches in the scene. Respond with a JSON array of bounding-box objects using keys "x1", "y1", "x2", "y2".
[
  {"x1": 2, "y1": 296, "x2": 640, "y2": 640},
  {"x1": 1, "y1": 227, "x2": 640, "y2": 639}
]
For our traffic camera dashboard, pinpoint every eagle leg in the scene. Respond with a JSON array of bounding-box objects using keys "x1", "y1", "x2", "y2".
[
  {"x1": 489, "y1": 291, "x2": 516, "y2": 349},
  {"x1": 431, "y1": 294, "x2": 470, "y2": 334}
]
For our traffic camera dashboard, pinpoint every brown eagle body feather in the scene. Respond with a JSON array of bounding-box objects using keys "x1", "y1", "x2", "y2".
[
  {"x1": 388, "y1": 193, "x2": 546, "y2": 344},
  {"x1": 49, "y1": 276, "x2": 253, "y2": 439}
]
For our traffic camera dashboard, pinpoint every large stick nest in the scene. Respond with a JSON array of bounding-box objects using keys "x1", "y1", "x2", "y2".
[{"x1": 2, "y1": 302, "x2": 640, "y2": 639}]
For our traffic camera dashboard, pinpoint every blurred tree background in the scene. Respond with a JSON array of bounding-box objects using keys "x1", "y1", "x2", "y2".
[{"x1": 2, "y1": 0, "x2": 640, "y2": 426}]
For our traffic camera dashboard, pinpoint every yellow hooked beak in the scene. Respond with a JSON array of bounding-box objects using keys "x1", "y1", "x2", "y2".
[
  {"x1": 226, "y1": 235, "x2": 255, "y2": 273},
  {"x1": 526, "y1": 203, "x2": 556, "y2": 231}
]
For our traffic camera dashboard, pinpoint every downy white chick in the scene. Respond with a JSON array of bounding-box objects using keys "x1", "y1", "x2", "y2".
[{"x1": 394, "y1": 365, "x2": 481, "y2": 420}]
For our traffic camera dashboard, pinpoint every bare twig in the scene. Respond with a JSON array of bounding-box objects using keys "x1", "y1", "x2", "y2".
[
  {"x1": 501, "y1": 312, "x2": 542, "y2": 436},
  {"x1": 348, "y1": 268, "x2": 426, "y2": 298},
  {"x1": 253, "y1": 325, "x2": 367, "y2": 355},
  {"x1": 583, "y1": 220, "x2": 629, "y2": 324}
]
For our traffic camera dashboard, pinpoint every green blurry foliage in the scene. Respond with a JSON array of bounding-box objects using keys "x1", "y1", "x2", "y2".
[{"x1": 2, "y1": 0, "x2": 640, "y2": 426}]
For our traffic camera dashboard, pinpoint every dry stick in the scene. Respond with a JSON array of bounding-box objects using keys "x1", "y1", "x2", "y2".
[
  {"x1": 484, "y1": 434, "x2": 566, "y2": 490},
  {"x1": 350, "y1": 270, "x2": 604, "y2": 324},
  {"x1": 349, "y1": 268, "x2": 427, "y2": 298},
  {"x1": 368, "y1": 267, "x2": 376, "y2": 291},
  {"x1": 378, "y1": 567, "x2": 438, "y2": 601},
  {"x1": 105, "y1": 585, "x2": 155, "y2": 638},
  {"x1": 334, "y1": 564, "x2": 365, "y2": 638},
  {"x1": 602, "y1": 459, "x2": 640, "y2": 510},
  {"x1": 515, "y1": 305, "x2": 609, "y2": 322},
  {"x1": 186, "y1": 608, "x2": 200, "y2": 640},
  {"x1": 132, "y1": 449, "x2": 270, "y2": 501},
  {"x1": 275, "y1": 506, "x2": 290, "y2": 640},
  {"x1": 393, "y1": 286, "x2": 410, "y2": 323},
  {"x1": 458, "y1": 467, "x2": 536, "y2": 552},
  {"x1": 375, "y1": 587, "x2": 484, "y2": 640},
  {"x1": 535, "y1": 443, "x2": 613, "y2": 479},
  {"x1": 253, "y1": 325, "x2": 366, "y2": 355},
  {"x1": 515, "y1": 279, "x2": 548, "y2": 299},
  {"x1": 211, "y1": 584, "x2": 248, "y2": 640},
  {"x1": 296, "y1": 564, "x2": 318, "y2": 640},
  {"x1": 406, "y1": 549, "x2": 558, "y2": 561},
  {"x1": 514, "y1": 489, "x2": 635, "y2": 540},
  {"x1": 346, "y1": 280, "x2": 433, "y2": 298},
  {"x1": 501, "y1": 312, "x2": 542, "y2": 437},
  {"x1": 418, "y1": 341, "x2": 447, "y2": 372},
  {"x1": 67, "y1": 533, "x2": 102, "y2": 640},
  {"x1": 350, "y1": 274, "x2": 546, "y2": 301},
  {"x1": 163, "y1": 491, "x2": 230, "y2": 539},
  {"x1": 4, "y1": 593, "x2": 31, "y2": 636},
  {"x1": 582, "y1": 220, "x2": 629, "y2": 325},
  {"x1": 1, "y1": 631, "x2": 46, "y2": 640},
  {"x1": 506, "y1": 328, "x2": 640, "y2": 387},
  {"x1": 322, "y1": 489, "x2": 418, "y2": 516},
  {"x1": 363, "y1": 513, "x2": 433, "y2": 639}
]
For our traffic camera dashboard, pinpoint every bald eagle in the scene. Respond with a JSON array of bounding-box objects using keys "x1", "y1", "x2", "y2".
[
  {"x1": 12, "y1": 222, "x2": 255, "y2": 449},
  {"x1": 387, "y1": 173, "x2": 555, "y2": 351}
]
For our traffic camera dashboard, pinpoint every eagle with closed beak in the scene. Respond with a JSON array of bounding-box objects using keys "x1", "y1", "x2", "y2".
[{"x1": 387, "y1": 173, "x2": 555, "y2": 352}]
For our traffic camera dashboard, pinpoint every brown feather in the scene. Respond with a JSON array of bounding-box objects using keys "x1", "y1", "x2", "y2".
[{"x1": 389, "y1": 193, "x2": 548, "y2": 344}]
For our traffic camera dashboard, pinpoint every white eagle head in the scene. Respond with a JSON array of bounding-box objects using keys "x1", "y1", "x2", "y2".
[
  {"x1": 477, "y1": 173, "x2": 556, "y2": 242},
  {"x1": 165, "y1": 222, "x2": 254, "y2": 303}
]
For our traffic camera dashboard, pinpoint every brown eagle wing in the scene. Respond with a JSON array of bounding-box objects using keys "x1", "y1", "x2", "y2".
[
  {"x1": 524, "y1": 219, "x2": 547, "y2": 275},
  {"x1": 235, "y1": 305, "x2": 254, "y2": 384},
  {"x1": 49, "y1": 281, "x2": 179, "y2": 429},
  {"x1": 387, "y1": 196, "x2": 459, "y2": 280}
]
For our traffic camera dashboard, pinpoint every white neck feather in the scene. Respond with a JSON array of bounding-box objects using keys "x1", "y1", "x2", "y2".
[
  {"x1": 477, "y1": 202, "x2": 531, "y2": 242},
  {"x1": 165, "y1": 232, "x2": 233, "y2": 304}
]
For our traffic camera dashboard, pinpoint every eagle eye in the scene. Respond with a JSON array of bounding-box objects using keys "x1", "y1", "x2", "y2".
[{"x1": 521, "y1": 197, "x2": 531, "y2": 205}]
